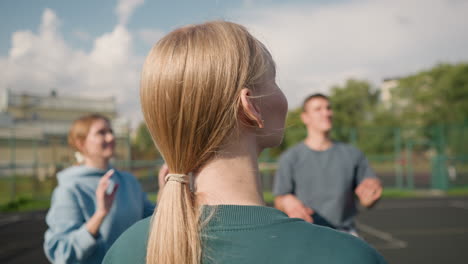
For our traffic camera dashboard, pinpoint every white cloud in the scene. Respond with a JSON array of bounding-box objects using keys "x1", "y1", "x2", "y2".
[
  {"x1": 0, "y1": 8, "x2": 145, "y2": 126},
  {"x1": 116, "y1": 0, "x2": 145, "y2": 26},
  {"x1": 73, "y1": 30, "x2": 92, "y2": 42},
  {"x1": 90, "y1": 25, "x2": 133, "y2": 67},
  {"x1": 231, "y1": 0, "x2": 468, "y2": 108},
  {"x1": 2, "y1": 0, "x2": 467, "y2": 129}
]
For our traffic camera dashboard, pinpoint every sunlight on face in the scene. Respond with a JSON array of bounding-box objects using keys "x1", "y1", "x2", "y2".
[
  {"x1": 302, "y1": 97, "x2": 333, "y2": 133},
  {"x1": 82, "y1": 119, "x2": 116, "y2": 161},
  {"x1": 256, "y1": 67, "x2": 288, "y2": 148}
]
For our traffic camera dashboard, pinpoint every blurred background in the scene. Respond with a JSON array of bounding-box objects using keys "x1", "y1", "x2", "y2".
[{"x1": 1, "y1": 0, "x2": 467, "y2": 263}]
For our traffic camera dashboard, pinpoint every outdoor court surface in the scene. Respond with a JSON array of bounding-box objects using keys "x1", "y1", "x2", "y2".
[{"x1": 1, "y1": 197, "x2": 467, "y2": 264}]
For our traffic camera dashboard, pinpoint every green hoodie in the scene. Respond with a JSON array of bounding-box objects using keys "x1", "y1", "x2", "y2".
[{"x1": 104, "y1": 205, "x2": 387, "y2": 264}]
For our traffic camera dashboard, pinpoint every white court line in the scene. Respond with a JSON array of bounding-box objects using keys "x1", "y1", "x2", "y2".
[{"x1": 357, "y1": 222, "x2": 408, "y2": 249}]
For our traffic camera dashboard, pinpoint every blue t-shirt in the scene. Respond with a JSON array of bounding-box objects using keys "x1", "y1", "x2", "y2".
[{"x1": 273, "y1": 142, "x2": 376, "y2": 229}]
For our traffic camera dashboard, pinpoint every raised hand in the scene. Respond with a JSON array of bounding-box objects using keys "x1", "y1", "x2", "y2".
[
  {"x1": 96, "y1": 169, "x2": 119, "y2": 215},
  {"x1": 86, "y1": 169, "x2": 119, "y2": 237}
]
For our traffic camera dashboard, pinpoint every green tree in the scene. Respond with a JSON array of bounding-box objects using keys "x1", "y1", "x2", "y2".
[
  {"x1": 392, "y1": 63, "x2": 468, "y2": 155},
  {"x1": 132, "y1": 122, "x2": 160, "y2": 160},
  {"x1": 329, "y1": 79, "x2": 380, "y2": 128},
  {"x1": 269, "y1": 108, "x2": 306, "y2": 157},
  {"x1": 270, "y1": 79, "x2": 384, "y2": 157},
  {"x1": 392, "y1": 63, "x2": 468, "y2": 127},
  {"x1": 270, "y1": 63, "x2": 468, "y2": 159}
]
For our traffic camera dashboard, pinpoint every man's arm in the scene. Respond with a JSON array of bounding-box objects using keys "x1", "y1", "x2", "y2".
[
  {"x1": 354, "y1": 149, "x2": 383, "y2": 208},
  {"x1": 355, "y1": 178, "x2": 382, "y2": 208},
  {"x1": 274, "y1": 194, "x2": 314, "y2": 223},
  {"x1": 273, "y1": 150, "x2": 314, "y2": 223}
]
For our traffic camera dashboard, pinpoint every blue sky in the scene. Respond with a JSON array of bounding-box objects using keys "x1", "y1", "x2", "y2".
[
  {"x1": 1, "y1": 0, "x2": 231, "y2": 54},
  {"x1": 1, "y1": 0, "x2": 468, "y2": 126}
]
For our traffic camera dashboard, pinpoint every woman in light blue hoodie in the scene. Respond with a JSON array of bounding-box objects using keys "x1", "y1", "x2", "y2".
[{"x1": 44, "y1": 114, "x2": 155, "y2": 264}]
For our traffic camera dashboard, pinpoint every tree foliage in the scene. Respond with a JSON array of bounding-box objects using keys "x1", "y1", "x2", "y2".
[
  {"x1": 329, "y1": 79, "x2": 380, "y2": 128},
  {"x1": 132, "y1": 122, "x2": 160, "y2": 160},
  {"x1": 392, "y1": 63, "x2": 468, "y2": 127},
  {"x1": 269, "y1": 62, "x2": 468, "y2": 158},
  {"x1": 131, "y1": 63, "x2": 468, "y2": 160}
]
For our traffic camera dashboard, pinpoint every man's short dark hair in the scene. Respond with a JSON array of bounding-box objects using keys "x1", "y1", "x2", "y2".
[{"x1": 302, "y1": 93, "x2": 329, "y2": 112}]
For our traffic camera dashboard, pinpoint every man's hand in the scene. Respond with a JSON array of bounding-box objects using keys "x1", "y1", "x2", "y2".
[
  {"x1": 355, "y1": 178, "x2": 382, "y2": 208},
  {"x1": 274, "y1": 194, "x2": 314, "y2": 223}
]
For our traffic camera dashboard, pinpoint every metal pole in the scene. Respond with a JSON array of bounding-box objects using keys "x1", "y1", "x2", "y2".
[
  {"x1": 33, "y1": 137, "x2": 39, "y2": 198},
  {"x1": 406, "y1": 140, "x2": 414, "y2": 189},
  {"x1": 9, "y1": 127, "x2": 16, "y2": 201},
  {"x1": 126, "y1": 134, "x2": 132, "y2": 171},
  {"x1": 394, "y1": 128, "x2": 403, "y2": 189},
  {"x1": 435, "y1": 124, "x2": 448, "y2": 190},
  {"x1": 349, "y1": 127, "x2": 357, "y2": 146}
]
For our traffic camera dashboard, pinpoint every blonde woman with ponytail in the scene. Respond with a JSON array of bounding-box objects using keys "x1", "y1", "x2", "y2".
[{"x1": 104, "y1": 21, "x2": 387, "y2": 264}]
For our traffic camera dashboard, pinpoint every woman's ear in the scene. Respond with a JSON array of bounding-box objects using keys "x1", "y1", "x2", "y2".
[
  {"x1": 239, "y1": 88, "x2": 264, "y2": 128},
  {"x1": 75, "y1": 139, "x2": 86, "y2": 155}
]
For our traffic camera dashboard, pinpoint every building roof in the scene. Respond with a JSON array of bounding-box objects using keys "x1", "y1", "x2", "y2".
[
  {"x1": 0, "y1": 89, "x2": 129, "y2": 139},
  {"x1": 1, "y1": 89, "x2": 116, "y2": 113}
]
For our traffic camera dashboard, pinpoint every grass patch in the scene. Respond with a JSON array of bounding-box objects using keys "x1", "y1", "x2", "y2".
[
  {"x1": 447, "y1": 186, "x2": 468, "y2": 196},
  {"x1": 0, "y1": 196, "x2": 50, "y2": 213},
  {"x1": 382, "y1": 187, "x2": 468, "y2": 198},
  {"x1": 0, "y1": 176, "x2": 56, "y2": 205},
  {"x1": 3, "y1": 187, "x2": 468, "y2": 213},
  {"x1": 263, "y1": 191, "x2": 274, "y2": 205},
  {"x1": 148, "y1": 193, "x2": 158, "y2": 203},
  {"x1": 265, "y1": 188, "x2": 468, "y2": 201},
  {"x1": 381, "y1": 188, "x2": 426, "y2": 198}
]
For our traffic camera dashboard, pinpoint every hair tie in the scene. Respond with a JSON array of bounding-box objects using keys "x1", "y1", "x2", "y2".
[{"x1": 165, "y1": 174, "x2": 188, "y2": 183}]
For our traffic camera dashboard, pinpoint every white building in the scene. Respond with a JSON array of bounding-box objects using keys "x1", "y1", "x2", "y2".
[
  {"x1": 0, "y1": 89, "x2": 130, "y2": 177},
  {"x1": 380, "y1": 78, "x2": 400, "y2": 105}
]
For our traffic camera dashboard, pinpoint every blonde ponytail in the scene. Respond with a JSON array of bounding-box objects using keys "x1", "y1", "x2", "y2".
[
  {"x1": 147, "y1": 180, "x2": 200, "y2": 264},
  {"x1": 141, "y1": 21, "x2": 275, "y2": 264}
]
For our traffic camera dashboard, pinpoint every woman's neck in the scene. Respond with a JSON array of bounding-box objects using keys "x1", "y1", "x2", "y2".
[
  {"x1": 84, "y1": 157, "x2": 109, "y2": 170},
  {"x1": 194, "y1": 134, "x2": 264, "y2": 206}
]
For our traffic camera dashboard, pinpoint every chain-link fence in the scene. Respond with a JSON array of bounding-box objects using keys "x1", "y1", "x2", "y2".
[
  {"x1": 259, "y1": 124, "x2": 468, "y2": 192},
  {"x1": 0, "y1": 134, "x2": 133, "y2": 205},
  {"x1": 1, "y1": 124, "x2": 467, "y2": 206}
]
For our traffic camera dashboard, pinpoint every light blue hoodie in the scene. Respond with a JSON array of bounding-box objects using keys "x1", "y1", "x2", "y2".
[{"x1": 44, "y1": 165, "x2": 155, "y2": 264}]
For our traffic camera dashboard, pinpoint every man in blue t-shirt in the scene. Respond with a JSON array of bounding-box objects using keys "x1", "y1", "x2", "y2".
[{"x1": 274, "y1": 93, "x2": 382, "y2": 235}]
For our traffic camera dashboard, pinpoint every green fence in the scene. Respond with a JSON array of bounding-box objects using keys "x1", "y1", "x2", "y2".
[
  {"x1": 1, "y1": 124, "x2": 467, "y2": 206},
  {"x1": 0, "y1": 134, "x2": 134, "y2": 205},
  {"x1": 258, "y1": 124, "x2": 468, "y2": 192},
  {"x1": 330, "y1": 124, "x2": 468, "y2": 191},
  {"x1": 0, "y1": 159, "x2": 165, "y2": 206}
]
